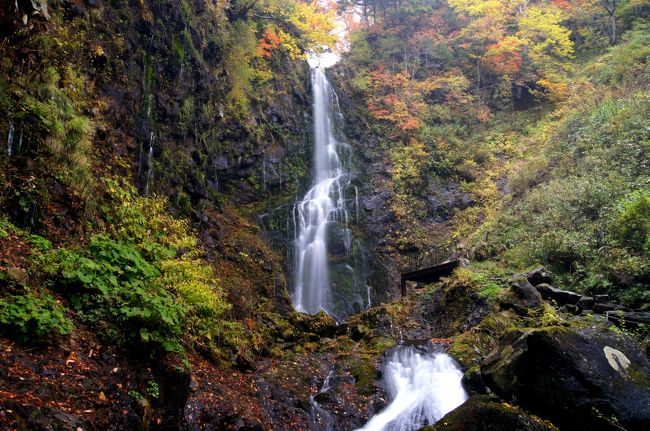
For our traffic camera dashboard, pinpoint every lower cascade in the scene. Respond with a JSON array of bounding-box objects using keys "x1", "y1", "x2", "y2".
[{"x1": 356, "y1": 344, "x2": 468, "y2": 431}]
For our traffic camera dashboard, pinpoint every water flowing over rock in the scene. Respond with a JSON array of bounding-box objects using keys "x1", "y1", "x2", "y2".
[
  {"x1": 144, "y1": 132, "x2": 155, "y2": 195},
  {"x1": 356, "y1": 344, "x2": 468, "y2": 431},
  {"x1": 292, "y1": 67, "x2": 367, "y2": 317}
]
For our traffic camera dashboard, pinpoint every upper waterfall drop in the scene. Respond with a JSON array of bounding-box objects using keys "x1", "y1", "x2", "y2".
[{"x1": 292, "y1": 67, "x2": 353, "y2": 316}]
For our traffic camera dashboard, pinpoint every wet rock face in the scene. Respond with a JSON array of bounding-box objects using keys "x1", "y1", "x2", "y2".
[
  {"x1": 419, "y1": 395, "x2": 558, "y2": 431},
  {"x1": 481, "y1": 327, "x2": 650, "y2": 431}
]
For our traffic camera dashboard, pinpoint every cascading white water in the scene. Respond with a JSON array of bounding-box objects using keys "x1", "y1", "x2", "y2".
[
  {"x1": 293, "y1": 67, "x2": 352, "y2": 315},
  {"x1": 356, "y1": 345, "x2": 468, "y2": 431}
]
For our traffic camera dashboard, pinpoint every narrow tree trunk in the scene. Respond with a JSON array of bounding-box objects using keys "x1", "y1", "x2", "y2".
[{"x1": 610, "y1": 12, "x2": 617, "y2": 45}]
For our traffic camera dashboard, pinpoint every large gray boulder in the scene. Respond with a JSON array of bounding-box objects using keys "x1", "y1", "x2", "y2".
[
  {"x1": 535, "y1": 283, "x2": 582, "y2": 305},
  {"x1": 481, "y1": 326, "x2": 650, "y2": 431},
  {"x1": 515, "y1": 266, "x2": 553, "y2": 286}
]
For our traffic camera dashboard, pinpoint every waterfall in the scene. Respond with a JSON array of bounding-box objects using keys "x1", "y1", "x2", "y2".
[
  {"x1": 262, "y1": 153, "x2": 267, "y2": 191},
  {"x1": 354, "y1": 185, "x2": 360, "y2": 223},
  {"x1": 292, "y1": 67, "x2": 352, "y2": 316},
  {"x1": 356, "y1": 344, "x2": 468, "y2": 431}
]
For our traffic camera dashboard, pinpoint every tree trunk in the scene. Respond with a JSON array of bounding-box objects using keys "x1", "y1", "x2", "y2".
[{"x1": 609, "y1": 12, "x2": 617, "y2": 45}]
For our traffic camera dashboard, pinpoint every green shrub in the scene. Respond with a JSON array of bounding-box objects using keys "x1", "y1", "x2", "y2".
[
  {"x1": 146, "y1": 380, "x2": 160, "y2": 399},
  {"x1": 28, "y1": 234, "x2": 52, "y2": 252},
  {"x1": 49, "y1": 235, "x2": 185, "y2": 353},
  {"x1": 0, "y1": 290, "x2": 73, "y2": 342},
  {"x1": 104, "y1": 177, "x2": 196, "y2": 254},
  {"x1": 609, "y1": 190, "x2": 650, "y2": 253},
  {"x1": 452, "y1": 266, "x2": 505, "y2": 302},
  {"x1": 18, "y1": 67, "x2": 95, "y2": 196},
  {"x1": 0, "y1": 218, "x2": 20, "y2": 238},
  {"x1": 159, "y1": 258, "x2": 246, "y2": 357},
  {"x1": 589, "y1": 26, "x2": 650, "y2": 85},
  {"x1": 467, "y1": 90, "x2": 650, "y2": 306}
]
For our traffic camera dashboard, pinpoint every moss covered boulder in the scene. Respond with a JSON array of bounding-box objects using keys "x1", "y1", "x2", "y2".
[
  {"x1": 481, "y1": 327, "x2": 650, "y2": 431},
  {"x1": 419, "y1": 395, "x2": 558, "y2": 431}
]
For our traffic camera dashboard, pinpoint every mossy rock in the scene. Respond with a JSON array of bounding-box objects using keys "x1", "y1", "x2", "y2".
[
  {"x1": 420, "y1": 395, "x2": 559, "y2": 431},
  {"x1": 369, "y1": 336, "x2": 398, "y2": 354},
  {"x1": 481, "y1": 326, "x2": 650, "y2": 431},
  {"x1": 461, "y1": 366, "x2": 487, "y2": 395},
  {"x1": 349, "y1": 356, "x2": 378, "y2": 396},
  {"x1": 290, "y1": 310, "x2": 339, "y2": 338},
  {"x1": 448, "y1": 310, "x2": 520, "y2": 369}
]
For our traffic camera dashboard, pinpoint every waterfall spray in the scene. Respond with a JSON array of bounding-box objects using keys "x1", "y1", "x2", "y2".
[{"x1": 145, "y1": 132, "x2": 155, "y2": 195}]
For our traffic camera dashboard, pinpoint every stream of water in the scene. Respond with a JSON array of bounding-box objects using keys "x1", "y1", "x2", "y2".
[
  {"x1": 292, "y1": 67, "x2": 353, "y2": 316},
  {"x1": 356, "y1": 344, "x2": 468, "y2": 431}
]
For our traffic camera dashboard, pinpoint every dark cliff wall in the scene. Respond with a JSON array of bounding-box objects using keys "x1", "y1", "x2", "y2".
[
  {"x1": 0, "y1": 0, "x2": 314, "y2": 302},
  {"x1": 0, "y1": 1, "x2": 327, "y2": 376}
]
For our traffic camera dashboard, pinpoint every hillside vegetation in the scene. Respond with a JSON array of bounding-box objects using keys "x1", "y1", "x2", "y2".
[{"x1": 335, "y1": 0, "x2": 650, "y2": 307}]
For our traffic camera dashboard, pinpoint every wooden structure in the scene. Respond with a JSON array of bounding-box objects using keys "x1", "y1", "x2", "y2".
[{"x1": 400, "y1": 259, "x2": 461, "y2": 296}]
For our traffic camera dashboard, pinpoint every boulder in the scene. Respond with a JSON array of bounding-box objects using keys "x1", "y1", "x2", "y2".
[
  {"x1": 461, "y1": 367, "x2": 487, "y2": 395},
  {"x1": 594, "y1": 302, "x2": 628, "y2": 314},
  {"x1": 1, "y1": 401, "x2": 88, "y2": 431},
  {"x1": 499, "y1": 278, "x2": 542, "y2": 315},
  {"x1": 606, "y1": 311, "x2": 650, "y2": 329},
  {"x1": 578, "y1": 296, "x2": 595, "y2": 310},
  {"x1": 535, "y1": 283, "x2": 582, "y2": 305},
  {"x1": 419, "y1": 396, "x2": 558, "y2": 431},
  {"x1": 595, "y1": 294, "x2": 611, "y2": 303},
  {"x1": 292, "y1": 311, "x2": 340, "y2": 338},
  {"x1": 481, "y1": 326, "x2": 650, "y2": 431},
  {"x1": 515, "y1": 267, "x2": 552, "y2": 286}
]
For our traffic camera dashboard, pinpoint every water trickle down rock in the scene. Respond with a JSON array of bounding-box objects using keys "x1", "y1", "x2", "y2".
[
  {"x1": 145, "y1": 132, "x2": 155, "y2": 195},
  {"x1": 308, "y1": 369, "x2": 336, "y2": 431}
]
